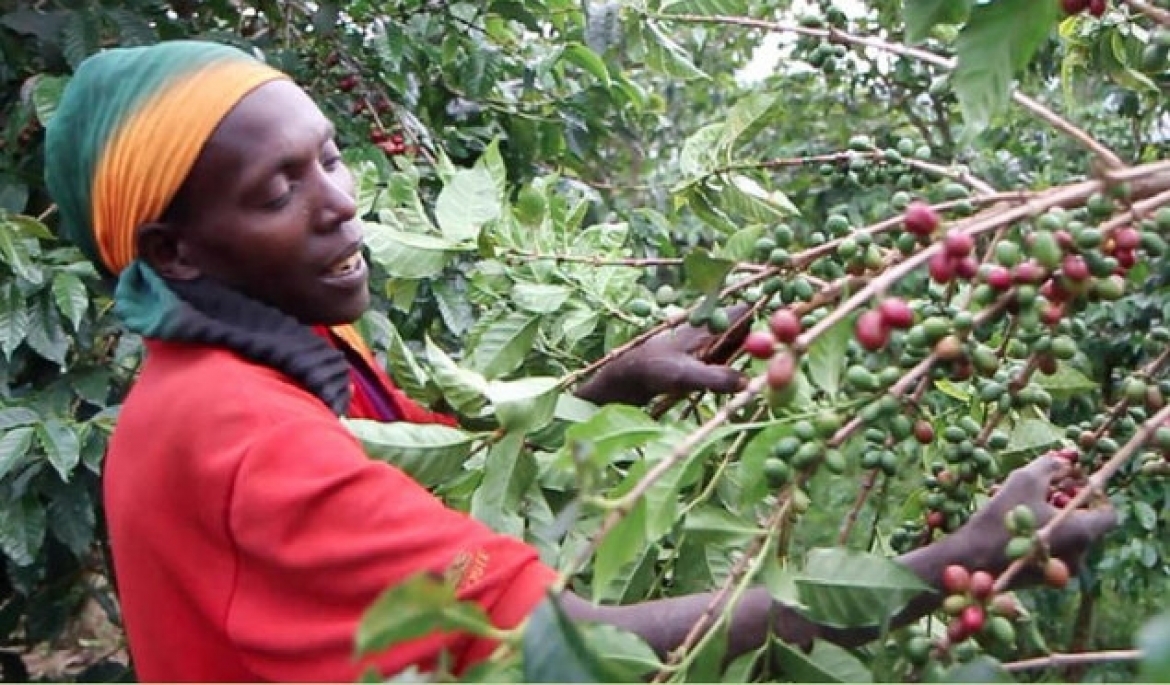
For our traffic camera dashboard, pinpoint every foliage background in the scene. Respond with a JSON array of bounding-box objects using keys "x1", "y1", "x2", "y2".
[{"x1": 1, "y1": 0, "x2": 1168, "y2": 682}]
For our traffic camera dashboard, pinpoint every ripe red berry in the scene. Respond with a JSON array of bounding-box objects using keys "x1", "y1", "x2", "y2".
[
  {"x1": 1055, "y1": 230, "x2": 1075, "y2": 251},
  {"x1": 744, "y1": 331, "x2": 776, "y2": 359},
  {"x1": 1044, "y1": 558, "x2": 1071, "y2": 588},
  {"x1": 1061, "y1": 255, "x2": 1090, "y2": 282},
  {"x1": 390, "y1": 133, "x2": 405, "y2": 145},
  {"x1": 370, "y1": 129, "x2": 389, "y2": 144},
  {"x1": 1114, "y1": 227, "x2": 1141, "y2": 251},
  {"x1": 769, "y1": 309, "x2": 803, "y2": 344},
  {"x1": 953, "y1": 256, "x2": 979, "y2": 280},
  {"x1": 960, "y1": 605, "x2": 986, "y2": 634},
  {"x1": 944, "y1": 230, "x2": 974, "y2": 258},
  {"x1": 1062, "y1": 0, "x2": 1089, "y2": 13},
  {"x1": 1041, "y1": 303, "x2": 1064, "y2": 326},
  {"x1": 1050, "y1": 491, "x2": 1072, "y2": 508},
  {"x1": 969, "y1": 571, "x2": 995, "y2": 600},
  {"x1": 926, "y1": 510, "x2": 945, "y2": 529},
  {"x1": 855, "y1": 310, "x2": 890, "y2": 351},
  {"x1": 985, "y1": 266, "x2": 1013, "y2": 291},
  {"x1": 1088, "y1": 0, "x2": 1107, "y2": 16},
  {"x1": 1012, "y1": 261, "x2": 1046, "y2": 285},
  {"x1": 878, "y1": 298, "x2": 915, "y2": 329},
  {"x1": 1115, "y1": 248, "x2": 1137, "y2": 269},
  {"x1": 989, "y1": 594, "x2": 1021, "y2": 620},
  {"x1": 942, "y1": 565, "x2": 971, "y2": 594},
  {"x1": 904, "y1": 202, "x2": 940, "y2": 237},
  {"x1": 766, "y1": 351, "x2": 797, "y2": 391},
  {"x1": 947, "y1": 618, "x2": 970, "y2": 644},
  {"x1": 928, "y1": 252, "x2": 953, "y2": 284},
  {"x1": 338, "y1": 74, "x2": 358, "y2": 92}
]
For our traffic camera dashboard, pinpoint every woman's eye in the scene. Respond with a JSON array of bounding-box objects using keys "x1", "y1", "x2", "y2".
[
  {"x1": 322, "y1": 155, "x2": 342, "y2": 172},
  {"x1": 263, "y1": 186, "x2": 294, "y2": 210}
]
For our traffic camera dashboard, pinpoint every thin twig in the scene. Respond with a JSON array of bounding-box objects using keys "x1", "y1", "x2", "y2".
[
  {"x1": 1120, "y1": 0, "x2": 1170, "y2": 27},
  {"x1": 652, "y1": 13, "x2": 1127, "y2": 169},
  {"x1": 1002, "y1": 649, "x2": 1143, "y2": 673}
]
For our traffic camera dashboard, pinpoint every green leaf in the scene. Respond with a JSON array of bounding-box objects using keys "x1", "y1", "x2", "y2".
[
  {"x1": 512, "y1": 283, "x2": 572, "y2": 314},
  {"x1": 0, "y1": 426, "x2": 35, "y2": 480},
  {"x1": 370, "y1": 315, "x2": 433, "y2": 405},
  {"x1": 6, "y1": 215, "x2": 54, "y2": 240},
  {"x1": 722, "y1": 174, "x2": 799, "y2": 220},
  {"x1": 738, "y1": 423, "x2": 794, "y2": 506},
  {"x1": 762, "y1": 554, "x2": 807, "y2": 611},
  {"x1": 904, "y1": 0, "x2": 972, "y2": 44},
  {"x1": 1138, "y1": 612, "x2": 1170, "y2": 683},
  {"x1": 717, "y1": 92, "x2": 779, "y2": 153},
  {"x1": 0, "y1": 283, "x2": 30, "y2": 359},
  {"x1": 30, "y1": 75, "x2": 69, "y2": 126},
  {"x1": 577, "y1": 623, "x2": 661, "y2": 681},
  {"x1": 425, "y1": 337, "x2": 489, "y2": 415},
  {"x1": 0, "y1": 407, "x2": 39, "y2": 431},
  {"x1": 562, "y1": 43, "x2": 611, "y2": 85},
  {"x1": 952, "y1": 0, "x2": 1060, "y2": 135},
  {"x1": 0, "y1": 222, "x2": 42, "y2": 285},
  {"x1": 683, "y1": 505, "x2": 763, "y2": 539},
  {"x1": 562, "y1": 405, "x2": 663, "y2": 469},
  {"x1": 25, "y1": 296, "x2": 69, "y2": 365},
  {"x1": 364, "y1": 222, "x2": 459, "y2": 279},
  {"x1": 593, "y1": 498, "x2": 647, "y2": 601},
  {"x1": 807, "y1": 315, "x2": 853, "y2": 397},
  {"x1": 355, "y1": 573, "x2": 495, "y2": 656},
  {"x1": 1035, "y1": 363, "x2": 1098, "y2": 399},
  {"x1": 50, "y1": 271, "x2": 88, "y2": 330},
  {"x1": 794, "y1": 548, "x2": 931, "y2": 629},
  {"x1": 1003, "y1": 418, "x2": 1064, "y2": 460},
  {"x1": 0, "y1": 496, "x2": 47, "y2": 567},
  {"x1": 470, "y1": 431, "x2": 535, "y2": 536},
  {"x1": 644, "y1": 21, "x2": 708, "y2": 80},
  {"x1": 716, "y1": 226, "x2": 764, "y2": 262},
  {"x1": 45, "y1": 477, "x2": 94, "y2": 557},
  {"x1": 523, "y1": 596, "x2": 612, "y2": 683},
  {"x1": 37, "y1": 419, "x2": 80, "y2": 481},
  {"x1": 678, "y1": 123, "x2": 725, "y2": 180},
  {"x1": 486, "y1": 376, "x2": 560, "y2": 433},
  {"x1": 772, "y1": 638, "x2": 873, "y2": 683},
  {"x1": 683, "y1": 248, "x2": 735, "y2": 294},
  {"x1": 346, "y1": 420, "x2": 475, "y2": 489},
  {"x1": 435, "y1": 167, "x2": 501, "y2": 243},
  {"x1": 467, "y1": 311, "x2": 541, "y2": 379}
]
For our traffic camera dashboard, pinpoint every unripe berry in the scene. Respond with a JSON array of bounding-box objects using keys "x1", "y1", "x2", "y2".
[
  {"x1": 769, "y1": 309, "x2": 803, "y2": 343},
  {"x1": 904, "y1": 201, "x2": 940, "y2": 236}
]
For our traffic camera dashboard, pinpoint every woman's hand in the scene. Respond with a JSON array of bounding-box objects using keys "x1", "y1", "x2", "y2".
[
  {"x1": 574, "y1": 305, "x2": 752, "y2": 406},
  {"x1": 953, "y1": 453, "x2": 1117, "y2": 580}
]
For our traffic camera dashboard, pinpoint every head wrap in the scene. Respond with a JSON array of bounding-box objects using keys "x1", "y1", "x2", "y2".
[
  {"x1": 43, "y1": 40, "x2": 378, "y2": 381},
  {"x1": 45, "y1": 40, "x2": 287, "y2": 277}
]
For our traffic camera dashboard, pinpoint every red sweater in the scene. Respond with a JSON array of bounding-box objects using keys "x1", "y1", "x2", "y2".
[{"x1": 104, "y1": 339, "x2": 557, "y2": 682}]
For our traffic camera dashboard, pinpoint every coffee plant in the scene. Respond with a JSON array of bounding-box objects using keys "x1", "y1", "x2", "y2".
[{"x1": 3, "y1": 0, "x2": 1170, "y2": 682}]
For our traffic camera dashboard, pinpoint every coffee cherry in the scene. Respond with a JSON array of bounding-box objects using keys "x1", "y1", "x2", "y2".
[
  {"x1": 942, "y1": 565, "x2": 971, "y2": 594},
  {"x1": 1062, "y1": 0, "x2": 1089, "y2": 13},
  {"x1": 338, "y1": 74, "x2": 359, "y2": 92},
  {"x1": 1088, "y1": 0, "x2": 1107, "y2": 16},
  {"x1": 926, "y1": 510, "x2": 945, "y2": 529},
  {"x1": 928, "y1": 252, "x2": 954, "y2": 284},
  {"x1": 1013, "y1": 261, "x2": 1046, "y2": 285},
  {"x1": 744, "y1": 331, "x2": 776, "y2": 359},
  {"x1": 1114, "y1": 226, "x2": 1140, "y2": 251},
  {"x1": 904, "y1": 202, "x2": 940, "y2": 236},
  {"x1": 947, "y1": 618, "x2": 970, "y2": 644},
  {"x1": 969, "y1": 571, "x2": 995, "y2": 600},
  {"x1": 989, "y1": 594, "x2": 1021, "y2": 620},
  {"x1": 764, "y1": 458, "x2": 791, "y2": 487},
  {"x1": 878, "y1": 298, "x2": 915, "y2": 329},
  {"x1": 769, "y1": 309, "x2": 803, "y2": 343},
  {"x1": 954, "y1": 257, "x2": 979, "y2": 280},
  {"x1": 933, "y1": 335, "x2": 963, "y2": 361},
  {"x1": 767, "y1": 351, "x2": 798, "y2": 390},
  {"x1": 1044, "y1": 558, "x2": 1071, "y2": 588},
  {"x1": 914, "y1": 420, "x2": 935, "y2": 445},
  {"x1": 960, "y1": 605, "x2": 985, "y2": 634},
  {"x1": 944, "y1": 230, "x2": 974, "y2": 258},
  {"x1": 855, "y1": 310, "x2": 890, "y2": 351},
  {"x1": 985, "y1": 266, "x2": 1013, "y2": 291},
  {"x1": 1062, "y1": 255, "x2": 1090, "y2": 282}
]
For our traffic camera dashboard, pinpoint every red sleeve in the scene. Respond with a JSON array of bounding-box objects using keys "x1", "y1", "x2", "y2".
[{"x1": 224, "y1": 416, "x2": 556, "y2": 681}]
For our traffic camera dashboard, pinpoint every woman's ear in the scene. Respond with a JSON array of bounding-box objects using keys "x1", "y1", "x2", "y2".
[{"x1": 135, "y1": 222, "x2": 201, "y2": 280}]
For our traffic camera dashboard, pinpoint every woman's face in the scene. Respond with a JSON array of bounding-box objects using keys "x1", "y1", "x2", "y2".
[{"x1": 151, "y1": 79, "x2": 370, "y2": 325}]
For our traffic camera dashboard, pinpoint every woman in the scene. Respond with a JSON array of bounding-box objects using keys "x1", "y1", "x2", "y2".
[{"x1": 44, "y1": 41, "x2": 1116, "y2": 682}]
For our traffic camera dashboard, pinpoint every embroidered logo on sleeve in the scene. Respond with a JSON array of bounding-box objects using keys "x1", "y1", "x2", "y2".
[{"x1": 445, "y1": 549, "x2": 490, "y2": 592}]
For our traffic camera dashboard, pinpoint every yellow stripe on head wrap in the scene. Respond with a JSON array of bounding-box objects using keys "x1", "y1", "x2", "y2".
[{"x1": 90, "y1": 57, "x2": 287, "y2": 275}]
